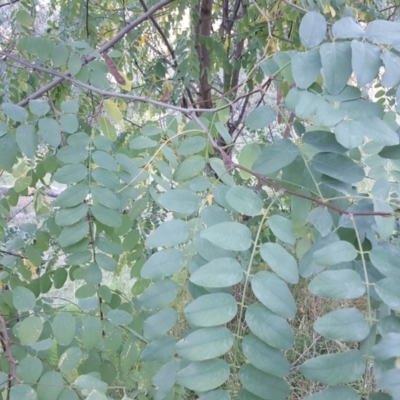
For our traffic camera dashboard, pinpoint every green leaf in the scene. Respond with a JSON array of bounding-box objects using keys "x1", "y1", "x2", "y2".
[
  {"x1": 363, "y1": 116, "x2": 399, "y2": 146},
  {"x1": 143, "y1": 309, "x2": 177, "y2": 340},
  {"x1": 372, "y1": 333, "x2": 400, "y2": 360},
  {"x1": 251, "y1": 271, "x2": 296, "y2": 319},
  {"x1": 0, "y1": 134, "x2": 17, "y2": 171},
  {"x1": 141, "y1": 249, "x2": 185, "y2": 280},
  {"x1": 177, "y1": 360, "x2": 230, "y2": 392},
  {"x1": 252, "y1": 139, "x2": 298, "y2": 176},
  {"x1": 73, "y1": 374, "x2": 107, "y2": 395},
  {"x1": 16, "y1": 357, "x2": 43, "y2": 382},
  {"x1": 306, "y1": 207, "x2": 333, "y2": 237},
  {"x1": 312, "y1": 152, "x2": 364, "y2": 183},
  {"x1": 260, "y1": 243, "x2": 299, "y2": 284},
  {"x1": 299, "y1": 350, "x2": 365, "y2": 384},
  {"x1": 51, "y1": 44, "x2": 69, "y2": 67},
  {"x1": 238, "y1": 144, "x2": 261, "y2": 180},
  {"x1": 158, "y1": 189, "x2": 201, "y2": 215},
  {"x1": 303, "y1": 130, "x2": 347, "y2": 154},
  {"x1": 313, "y1": 241, "x2": 357, "y2": 266},
  {"x1": 299, "y1": 11, "x2": 327, "y2": 49},
  {"x1": 292, "y1": 50, "x2": 321, "y2": 89},
  {"x1": 2, "y1": 102, "x2": 28, "y2": 122},
  {"x1": 141, "y1": 336, "x2": 176, "y2": 362},
  {"x1": 173, "y1": 155, "x2": 206, "y2": 182},
  {"x1": 13, "y1": 286, "x2": 36, "y2": 312},
  {"x1": 381, "y1": 50, "x2": 400, "y2": 87},
  {"x1": 68, "y1": 54, "x2": 82, "y2": 76},
  {"x1": 14, "y1": 316, "x2": 43, "y2": 345},
  {"x1": 52, "y1": 312, "x2": 76, "y2": 346},
  {"x1": 152, "y1": 360, "x2": 178, "y2": 397},
  {"x1": 245, "y1": 105, "x2": 276, "y2": 130},
  {"x1": 57, "y1": 145, "x2": 88, "y2": 164},
  {"x1": 379, "y1": 144, "x2": 400, "y2": 159},
  {"x1": 92, "y1": 186, "x2": 119, "y2": 209},
  {"x1": 304, "y1": 387, "x2": 361, "y2": 400},
  {"x1": 315, "y1": 101, "x2": 345, "y2": 127},
  {"x1": 96, "y1": 253, "x2": 117, "y2": 272},
  {"x1": 58, "y1": 347, "x2": 83, "y2": 371},
  {"x1": 199, "y1": 390, "x2": 231, "y2": 400},
  {"x1": 225, "y1": 186, "x2": 262, "y2": 216},
  {"x1": 370, "y1": 244, "x2": 400, "y2": 278},
  {"x1": 351, "y1": 40, "x2": 381, "y2": 87},
  {"x1": 209, "y1": 158, "x2": 234, "y2": 186},
  {"x1": 332, "y1": 17, "x2": 365, "y2": 39},
  {"x1": 190, "y1": 257, "x2": 243, "y2": 288},
  {"x1": 245, "y1": 303, "x2": 294, "y2": 350},
  {"x1": 130, "y1": 136, "x2": 158, "y2": 149},
  {"x1": 320, "y1": 42, "x2": 352, "y2": 95},
  {"x1": 200, "y1": 222, "x2": 252, "y2": 251},
  {"x1": 107, "y1": 309, "x2": 133, "y2": 326},
  {"x1": 194, "y1": 233, "x2": 235, "y2": 261},
  {"x1": 38, "y1": 118, "x2": 61, "y2": 147},
  {"x1": 178, "y1": 136, "x2": 207, "y2": 156},
  {"x1": 145, "y1": 220, "x2": 190, "y2": 248},
  {"x1": 377, "y1": 369, "x2": 400, "y2": 399},
  {"x1": 55, "y1": 203, "x2": 88, "y2": 226},
  {"x1": 314, "y1": 308, "x2": 370, "y2": 342},
  {"x1": 98, "y1": 116, "x2": 117, "y2": 141},
  {"x1": 91, "y1": 168, "x2": 120, "y2": 190},
  {"x1": 37, "y1": 371, "x2": 64, "y2": 400},
  {"x1": 242, "y1": 334, "x2": 290, "y2": 378},
  {"x1": 239, "y1": 364, "x2": 290, "y2": 400},
  {"x1": 268, "y1": 215, "x2": 296, "y2": 245},
  {"x1": 16, "y1": 125, "x2": 37, "y2": 159},
  {"x1": 92, "y1": 151, "x2": 118, "y2": 171},
  {"x1": 58, "y1": 220, "x2": 89, "y2": 247},
  {"x1": 60, "y1": 114, "x2": 78, "y2": 133},
  {"x1": 14, "y1": 176, "x2": 32, "y2": 193},
  {"x1": 91, "y1": 204, "x2": 122, "y2": 228},
  {"x1": 81, "y1": 316, "x2": 102, "y2": 350},
  {"x1": 138, "y1": 279, "x2": 179, "y2": 309},
  {"x1": 309, "y1": 270, "x2": 365, "y2": 299},
  {"x1": 61, "y1": 100, "x2": 79, "y2": 113},
  {"x1": 334, "y1": 120, "x2": 364, "y2": 149},
  {"x1": 0, "y1": 121, "x2": 7, "y2": 137},
  {"x1": 56, "y1": 184, "x2": 88, "y2": 207},
  {"x1": 16, "y1": 9, "x2": 34, "y2": 26},
  {"x1": 176, "y1": 327, "x2": 233, "y2": 361},
  {"x1": 215, "y1": 122, "x2": 232, "y2": 145},
  {"x1": 375, "y1": 278, "x2": 400, "y2": 311},
  {"x1": 184, "y1": 293, "x2": 238, "y2": 327},
  {"x1": 54, "y1": 163, "x2": 88, "y2": 184},
  {"x1": 10, "y1": 385, "x2": 37, "y2": 400},
  {"x1": 366, "y1": 19, "x2": 400, "y2": 44}
]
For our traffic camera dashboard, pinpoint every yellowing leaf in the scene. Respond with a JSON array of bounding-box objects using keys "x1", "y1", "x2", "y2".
[
  {"x1": 103, "y1": 99, "x2": 123, "y2": 123},
  {"x1": 117, "y1": 72, "x2": 132, "y2": 91},
  {"x1": 97, "y1": 115, "x2": 117, "y2": 141}
]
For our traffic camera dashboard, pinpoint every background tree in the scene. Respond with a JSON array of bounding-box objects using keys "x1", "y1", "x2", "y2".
[{"x1": 1, "y1": 0, "x2": 400, "y2": 399}]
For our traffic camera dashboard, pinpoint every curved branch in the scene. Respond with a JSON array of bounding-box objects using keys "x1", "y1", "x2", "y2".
[{"x1": 17, "y1": 0, "x2": 174, "y2": 107}]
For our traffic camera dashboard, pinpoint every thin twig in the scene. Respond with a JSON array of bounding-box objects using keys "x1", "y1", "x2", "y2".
[{"x1": 0, "y1": 314, "x2": 21, "y2": 384}]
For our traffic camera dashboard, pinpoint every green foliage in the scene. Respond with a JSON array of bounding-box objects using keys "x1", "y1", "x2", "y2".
[{"x1": 1, "y1": 0, "x2": 400, "y2": 399}]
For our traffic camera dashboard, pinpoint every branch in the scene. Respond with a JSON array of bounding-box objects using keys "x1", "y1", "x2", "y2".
[
  {"x1": 1, "y1": 51, "x2": 230, "y2": 114},
  {"x1": 0, "y1": 314, "x2": 21, "y2": 384},
  {"x1": 0, "y1": 249, "x2": 26, "y2": 259},
  {"x1": 137, "y1": 0, "x2": 176, "y2": 63},
  {"x1": 232, "y1": 162, "x2": 394, "y2": 217},
  {"x1": 17, "y1": 0, "x2": 174, "y2": 107},
  {"x1": 0, "y1": 0, "x2": 19, "y2": 8},
  {"x1": 192, "y1": 113, "x2": 394, "y2": 218}
]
